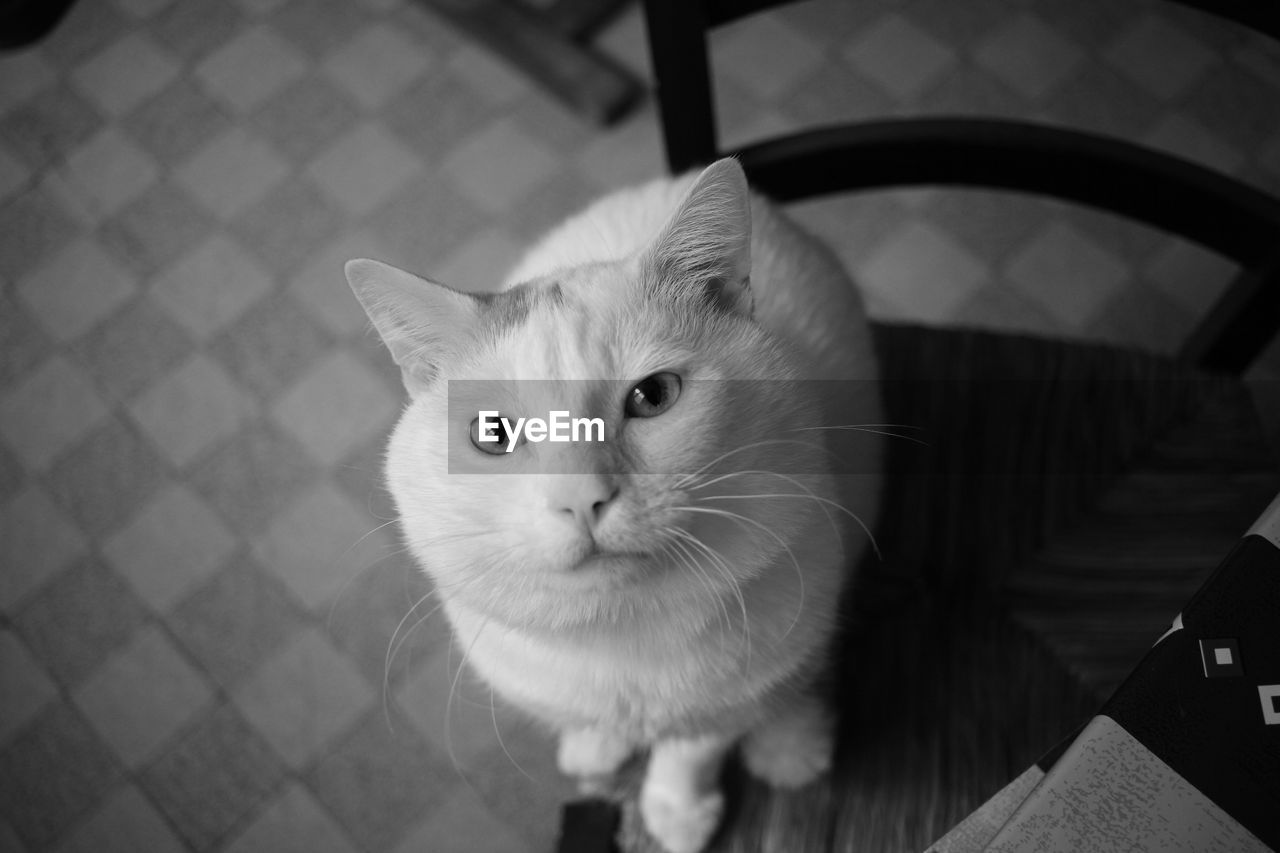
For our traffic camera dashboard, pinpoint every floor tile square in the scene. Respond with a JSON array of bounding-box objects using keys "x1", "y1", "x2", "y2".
[
  {"x1": 306, "y1": 711, "x2": 454, "y2": 853},
  {"x1": 70, "y1": 33, "x2": 179, "y2": 116},
  {"x1": 99, "y1": 182, "x2": 217, "y2": 276},
  {"x1": 71, "y1": 298, "x2": 194, "y2": 402},
  {"x1": 149, "y1": 0, "x2": 246, "y2": 62},
  {"x1": 460, "y1": 722, "x2": 567, "y2": 851},
  {"x1": 11, "y1": 558, "x2": 150, "y2": 687},
  {"x1": 0, "y1": 486, "x2": 88, "y2": 612},
  {"x1": 103, "y1": 482, "x2": 238, "y2": 611},
  {"x1": 140, "y1": 703, "x2": 287, "y2": 851},
  {"x1": 576, "y1": 107, "x2": 665, "y2": 191},
  {"x1": 440, "y1": 117, "x2": 559, "y2": 215},
  {"x1": 381, "y1": 69, "x2": 496, "y2": 163},
  {"x1": 0, "y1": 188, "x2": 81, "y2": 284},
  {"x1": 0, "y1": 86, "x2": 100, "y2": 175},
  {"x1": 247, "y1": 76, "x2": 359, "y2": 162},
  {"x1": 0, "y1": 50, "x2": 57, "y2": 114},
  {"x1": 149, "y1": 234, "x2": 275, "y2": 341},
  {"x1": 229, "y1": 178, "x2": 347, "y2": 277},
  {"x1": 0, "y1": 355, "x2": 110, "y2": 471},
  {"x1": 196, "y1": 24, "x2": 309, "y2": 114},
  {"x1": 51, "y1": 785, "x2": 186, "y2": 853},
  {"x1": 0, "y1": 141, "x2": 31, "y2": 203},
  {"x1": 0, "y1": 703, "x2": 121, "y2": 850},
  {"x1": 0, "y1": 294, "x2": 51, "y2": 390},
  {"x1": 251, "y1": 481, "x2": 396, "y2": 610},
  {"x1": 73, "y1": 626, "x2": 214, "y2": 767},
  {"x1": 857, "y1": 221, "x2": 990, "y2": 323},
  {"x1": 128, "y1": 355, "x2": 258, "y2": 469},
  {"x1": 223, "y1": 783, "x2": 359, "y2": 853},
  {"x1": 443, "y1": 43, "x2": 531, "y2": 108},
  {"x1": 1005, "y1": 221, "x2": 1131, "y2": 330},
  {"x1": 267, "y1": 0, "x2": 369, "y2": 58},
  {"x1": 321, "y1": 23, "x2": 433, "y2": 110},
  {"x1": 392, "y1": 788, "x2": 530, "y2": 853},
  {"x1": 1180, "y1": 66, "x2": 1280, "y2": 155},
  {"x1": 395, "y1": 645, "x2": 516, "y2": 768},
  {"x1": 270, "y1": 349, "x2": 399, "y2": 465},
  {"x1": 60, "y1": 127, "x2": 159, "y2": 220},
  {"x1": 17, "y1": 238, "x2": 138, "y2": 342},
  {"x1": 167, "y1": 559, "x2": 308, "y2": 687},
  {"x1": 0, "y1": 629, "x2": 58, "y2": 744},
  {"x1": 233, "y1": 627, "x2": 374, "y2": 768},
  {"x1": 123, "y1": 77, "x2": 235, "y2": 165},
  {"x1": 110, "y1": 0, "x2": 177, "y2": 18},
  {"x1": 187, "y1": 423, "x2": 320, "y2": 536},
  {"x1": 434, "y1": 227, "x2": 524, "y2": 293},
  {"x1": 307, "y1": 121, "x2": 422, "y2": 217},
  {"x1": 1103, "y1": 13, "x2": 1217, "y2": 101},
  {"x1": 209, "y1": 291, "x2": 336, "y2": 401},
  {"x1": 1142, "y1": 240, "x2": 1234, "y2": 317},
  {"x1": 174, "y1": 126, "x2": 290, "y2": 220},
  {"x1": 843, "y1": 14, "x2": 957, "y2": 101},
  {"x1": 1043, "y1": 64, "x2": 1162, "y2": 139},
  {"x1": 45, "y1": 415, "x2": 169, "y2": 538},
  {"x1": 714, "y1": 14, "x2": 824, "y2": 101},
  {"x1": 362, "y1": 175, "x2": 488, "y2": 277},
  {"x1": 973, "y1": 13, "x2": 1084, "y2": 100}
]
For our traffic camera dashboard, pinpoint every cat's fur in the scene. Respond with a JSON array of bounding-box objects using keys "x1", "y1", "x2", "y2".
[{"x1": 347, "y1": 159, "x2": 882, "y2": 853}]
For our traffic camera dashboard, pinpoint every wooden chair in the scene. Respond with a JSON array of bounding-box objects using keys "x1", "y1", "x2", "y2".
[{"x1": 588, "y1": 2, "x2": 1280, "y2": 850}]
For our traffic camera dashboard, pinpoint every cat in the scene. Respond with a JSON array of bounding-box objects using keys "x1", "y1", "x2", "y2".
[{"x1": 346, "y1": 158, "x2": 882, "y2": 853}]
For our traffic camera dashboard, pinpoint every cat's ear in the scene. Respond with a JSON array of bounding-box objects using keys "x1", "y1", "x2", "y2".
[
  {"x1": 345, "y1": 258, "x2": 482, "y2": 394},
  {"x1": 645, "y1": 157, "x2": 752, "y2": 315}
]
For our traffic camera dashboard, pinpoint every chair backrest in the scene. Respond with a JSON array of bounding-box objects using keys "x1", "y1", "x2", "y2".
[{"x1": 642, "y1": 0, "x2": 1280, "y2": 373}]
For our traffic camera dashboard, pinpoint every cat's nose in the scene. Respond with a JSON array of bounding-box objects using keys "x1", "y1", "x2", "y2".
[{"x1": 549, "y1": 475, "x2": 619, "y2": 531}]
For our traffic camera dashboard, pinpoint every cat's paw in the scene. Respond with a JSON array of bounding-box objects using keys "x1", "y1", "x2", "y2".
[
  {"x1": 557, "y1": 728, "x2": 632, "y2": 792},
  {"x1": 741, "y1": 703, "x2": 834, "y2": 788},
  {"x1": 640, "y1": 784, "x2": 724, "y2": 853}
]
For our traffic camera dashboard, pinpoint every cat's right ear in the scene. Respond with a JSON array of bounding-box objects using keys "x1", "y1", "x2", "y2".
[{"x1": 344, "y1": 258, "x2": 481, "y2": 395}]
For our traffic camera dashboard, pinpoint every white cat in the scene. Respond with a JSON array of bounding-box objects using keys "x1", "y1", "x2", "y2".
[{"x1": 347, "y1": 158, "x2": 882, "y2": 853}]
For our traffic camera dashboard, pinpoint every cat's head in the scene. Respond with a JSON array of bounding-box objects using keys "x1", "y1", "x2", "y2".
[{"x1": 348, "y1": 159, "x2": 836, "y2": 630}]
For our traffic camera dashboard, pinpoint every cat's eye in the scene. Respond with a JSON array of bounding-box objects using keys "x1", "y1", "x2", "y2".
[
  {"x1": 470, "y1": 416, "x2": 512, "y2": 455},
  {"x1": 625, "y1": 372, "x2": 681, "y2": 418}
]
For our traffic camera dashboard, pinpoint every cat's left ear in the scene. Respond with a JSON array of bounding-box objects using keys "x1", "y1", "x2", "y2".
[
  {"x1": 645, "y1": 157, "x2": 753, "y2": 315},
  {"x1": 345, "y1": 258, "x2": 483, "y2": 395}
]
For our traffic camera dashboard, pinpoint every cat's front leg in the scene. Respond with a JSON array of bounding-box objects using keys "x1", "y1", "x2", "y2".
[
  {"x1": 740, "y1": 694, "x2": 834, "y2": 788},
  {"x1": 640, "y1": 734, "x2": 733, "y2": 853},
  {"x1": 557, "y1": 727, "x2": 634, "y2": 792}
]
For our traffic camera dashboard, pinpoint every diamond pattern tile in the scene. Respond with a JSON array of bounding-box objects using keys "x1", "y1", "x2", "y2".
[
  {"x1": 127, "y1": 354, "x2": 258, "y2": 468},
  {"x1": 844, "y1": 14, "x2": 957, "y2": 101},
  {"x1": 974, "y1": 14, "x2": 1084, "y2": 100},
  {"x1": 11, "y1": 558, "x2": 150, "y2": 688},
  {"x1": 72, "y1": 626, "x2": 214, "y2": 767},
  {"x1": 103, "y1": 482, "x2": 238, "y2": 611},
  {"x1": 0, "y1": 629, "x2": 58, "y2": 743},
  {"x1": 173, "y1": 126, "x2": 290, "y2": 220},
  {"x1": 50, "y1": 785, "x2": 186, "y2": 853},
  {"x1": 0, "y1": 703, "x2": 121, "y2": 850},
  {"x1": 233, "y1": 627, "x2": 374, "y2": 768},
  {"x1": 270, "y1": 349, "x2": 398, "y2": 466},
  {"x1": 251, "y1": 481, "x2": 396, "y2": 610},
  {"x1": 196, "y1": 24, "x2": 310, "y2": 114},
  {"x1": 149, "y1": 234, "x2": 275, "y2": 341},
  {"x1": 1103, "y1": 14, "x2": 1217, "y2": 101},
  {"x1": 320, "y1": 23, "x2": 433, "y2": 110},
  {"x1": 0, "y1": 487, "x2": 87, "y2": 612},
  {"x1": 0, "y1": 356, "x2": 110, "y2": 471},
  {"x1": 223, "y1": 783, "x2": 359, "y2": 853},
  {"x1": 17, "y1": 239, "x2": 138, "y2": 343},
  {"x1": 307, "y1": 121, "x2": 422, "y2": 217},
  {"x1": 70, "y1": 33, "x2": 180, "y2": 117},
  {"x1": 714, "y1": 14, "x2": 825, "y2": 101},
  {"x1": 4, "y1": 1, "x2": 1279, "y2": 850},
  {"x1": 1006, "y1": 221, "x2": 1131, "y2": 329}
]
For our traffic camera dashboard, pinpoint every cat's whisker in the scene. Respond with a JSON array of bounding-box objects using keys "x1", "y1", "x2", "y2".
[
  {"x1": 490, "y1": 684, "x2": 536, "y2": 783},
  {"x1": 676, "y1": 505, "x2": 807, "y2": 643},
  {"x1": 686, "y1": 468, "x2": 843, "y2": 545},
  {"x1": 444, "y1": 614, "x2": 492, "y2": 781},
  {"x1": 668, "y1": 527, "x2": 751, "y2": 668},
  {"x1": 697, "y1": 490, "x2": 881, "y2": 561},
  {"x1": 790, "y1": 423, "x2": 929, "y2": 446},
  {"x1": 383, "y1": 587, "x2": 438, "y2": 732},
  {"x1": 673, "y1": 437, "x2": 839, "y2": 490},
  {"x1": 659, "y1": 529, "x2": 733, "y2": 644}
]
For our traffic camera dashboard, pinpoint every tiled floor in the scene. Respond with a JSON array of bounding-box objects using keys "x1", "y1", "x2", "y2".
[{"x1": 1, "y1": 0, "x2": 1278, "y2": 851}]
